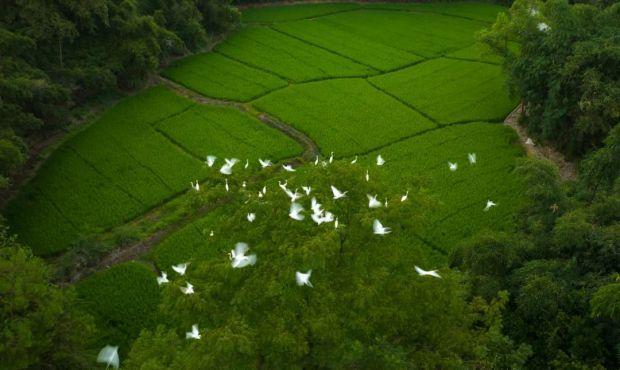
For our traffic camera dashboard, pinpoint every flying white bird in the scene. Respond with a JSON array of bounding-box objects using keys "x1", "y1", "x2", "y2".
[
  {"x1": 97, "y1": 345, "x2": 119, "y2": 370},
  {"x1": 468, "y1": 153, "x2": 476, "y2": 165},
  {"x1": 484, "y1": 200, "x2": 497, "y2": 211},
  {"x1": 351, "y1": 156, "x2": 358, "y2": 164},
  {"x1": 283, "y1": 164, "x2": 295, "y2": 172},
  {"x1": 331, "y1": 185, "x2": 347, "y2": 200},
  {"x1": 525, "y1": 137, "x2": 535, "y2": 146},
  {"x1": 537, "y1": 22, "x2": 550, "y2": 32},
  {"x1": 367, "y1": 194, "x2": 383, "y2": 208},
  {"x1": 314, "y1": 155, "x2": 319, "y2": 166},
  {"x1": 373, "y1": 219, "x2": 391, "y2": 235},
  {"x1": 186, "y1": 324, "x2": 201, "y2": 340},
  {"x1": 365, "y1": 170, "x2": 369, "y2": 182},
  {"x1": 244, "y1": 159, "x2": 249, "y2": 169},
  {"x1": 156, "y1": 271, "x2": 169, "y2": 285},
  {"x1": 310, "y1": 197, "x2": 323, "y2": 215},
  {"x1": 311, "y1": 210, "x2": 334, "y2": 225},
  {"x1": 172, "y1": 263, "x2": 188, "y2": 275},
  {"x1": 415, "y1": 265, "x2": 441, "y2": 278},
  {"x1": 220, "y1": 158, "x2": 239, "y2": 175},
  {"x1": 230, "y1": 242, "x2": 257, "y2": 268},
  {"x1": 400, "y1": 190, "x2": 409, "y2": 202},
  {"x1": 302, "y1": 186, "x2": 312, "y2": 196},
  {"x1": 180, "y1": 282, "x2": 194, "y2": 295},
  {"x1": 529, "y1": 7, "x2": 539, "y2": 16},
  {"x1": 329, "y1": 151, "x2": 334, "y2": 163},
  {"x1": 376, "y1": 154, "x2": 385, "y2": 166},
  {"x1": 278, "y1": 180, "x2": 288, "y2": 191},
  {"x1": 448, "y1": 162, "x2": 458, "y2": 171},
  {"x1": 190, "y1": 180, "x2": 200, "y2": 192},
  {"x1": 247, "y1": 213, "x2": 256, "y2": 222},
  {"x1": 289, "y1": 202, "x2": 305, "y2": 221},
  {"x1": 225, "y1": 179, "x2": 229, "y2": 192},
  {"x1": 284, "y1": 188, "x2": 302, "y2": 202},
  {"x1": 205, "y1": 155, "x2": 217, "y2": 167},
  {"x1": 258, "y1": 159, "x2": 272, "y2": 168},
  {"x1": 296, "y1": 270, "x2": 313, "y2": 287}
]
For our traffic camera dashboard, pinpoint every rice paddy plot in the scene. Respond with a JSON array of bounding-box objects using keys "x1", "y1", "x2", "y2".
[
  {"x1": 253, "y1": 78, "x2": 436, "y2": 156},
  {"x1": 162, "y1": 52, "x2": 287, "y2": 101},
  {"x1": 272, "y1": 18, "x2": 422, "y2": 71},
  {"x1": 369, "y1": 58, "x2": 517, "y2": 124},
  {"x1": 76, "y1": 262, "x2": 160, "y2": 355},
  {"x1": 363, "y1": 1, "x2": 507, "y2": 23},
  {"x1": 317, "y1": 9, "x2": 485, "y2": 57},
  {"x1": 155, "y1": 104, "x2": 303, "y2": 161},
  {"x1": 215, "y1": 26, "x2": 375, "y2": 82},
  {"x1": 364, "y1": 122, "x2": 524, "y2": 252},
  {"x1": 242, "y1": 2, "x2": 362, "y2": 23}
]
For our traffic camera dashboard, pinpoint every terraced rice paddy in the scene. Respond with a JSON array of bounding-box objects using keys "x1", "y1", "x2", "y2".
[{"x1": 6, "y1": 1, "x2": 525, "y2": 347}]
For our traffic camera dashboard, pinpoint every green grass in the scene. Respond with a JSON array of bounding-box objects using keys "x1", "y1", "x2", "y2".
[
  {"x1": 369, "y1": 58, "x2": 517, "y2": 124},
  {"x1": 155, "y1": 104, "x2": 303, "y2": 161},
  {"x1": 5, "y1": 86, "x2": 301, "y2": 255},
  {"x1": 215, "y1": 26, "x2": 375, "y2": 82},
  {"x1": 363, "y1": 1, "x2": 506, "y2": 23},
  {"x1": 162, "y1": 52, "x2": 287, "y2": 101},
  {"x1": 362, "y1": 122, "x2": 524, "y2": 251},
  {"x1": 76, "y1": 262, "x2": 160, "y2": 355},
  {"x1": 242, "y1": 2, "x2": 362, "y2": 23},
  {"x1": 315, "y1": 9, "x2": 485, "y2": 58},
  {"x1": 253, "y1": 78, "x2": 436, "y2": 156},
  {"x1": 272, "y1": 18, "x2": 422, "y2": 71}
]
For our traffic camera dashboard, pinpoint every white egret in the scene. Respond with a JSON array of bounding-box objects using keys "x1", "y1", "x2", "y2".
[
  {"x1": 230, "y1": 242, "x2": 257, "y2": 268},
  {"x1": 210, "y1": 230, "x2": 214, "y2": 237},
  {"x1": 538, "y1": 22, "x2": 550, "y2": 32},
  {"x1": 373, "y1": 219, "x2": 391, "y2": 235},
  {"x1": 365, "y1": 170, "x2": 369, "y2": 182},
  {"x1": 525, "y1": 137, "x2": 535, "y2": 146},
  {"x1": 225, "y1": 179, "x2": 229, "y2": 192},
  {"x1": 351, "y1": 156, "x2": 358, "y2": 164},
  {"x1": 247, "y1": 213, "x2": 256, "y2": 222},
  {"x1": 190, "y1": 180, "x2": 200, "y2": 192},
  {"x1": 172, "y1": 263, "x2": 188, "y2": 275},
  {"x1": 283, "y1": 164, "x2": 295, "y2": 172},
  {"x1": 242, "y1": 181, "x2": 246, "y2": 188},
  {"x1": 220, "y1": 158, "x2": 239, "y2": 175},
  {"x1": 205, "y1": 155, "x2": 217, "y2": 167},
  {"x1": 289, "y1": 202, "x2": 305, "y2": 221},
  {"x1": 329, "y1": 151, "x2": 334, "y2": 163},
  {"x1": 334, "y1": 217, "x2": 339, "y2": 229},
  {"x1": 384, "y1": 198, "x2": 388, "y2": 208},
  {"x1": 314, "y1": 155, "x2": 319, "y2": 166},
  {"x1": 400, "y1": 190, "x2": 409, "y2": 202},
  {"x1": 484, "y1": 200, "x2": 497, "y2": 211},
  {"x1": 448, "y1": 162, "x2": 458, "y2": 171},
  {"x1": 278, "y1": 180, "x2": 288, "y2": 191},
  {"x1": 367, "y1": 194, "x2": 383, "y2": 208},
  {"x1": 284, "y1": 187, "x2": 302, "y2": 202},
  {"x1": 311, "y1": 210, "x2": 334, "y2": 225},
  {"x1": 244, "y1": 159, "x2": 249, "y2": 169},
  {"x1": 310, "y1": 197, "x2": 323, "y2": 215},
  {"x1": 302, "y1": 186, "x2": 312, "y2": 196},
  {"x1": 415, "y1": 266, "x2": 441, "y2": 278},
  {"x1": 331, "y1": 185, "x2": 347, "y2": 200},
  {"x1": 468, "y1": 153, "x2": 476, "y2": 165},
  {"x1": 376, "y1": 154, "x2": 385, "y2": 166},
  {"x1": 186, "y1": 324, "x2": 201, "y2": 340},
  {"x1": 258, "y1": 158, "x2": 272, "y2": 168},
  {"x1": 97, "y1": 345, "x2": 119, "y2": 370},
  {"x1": 180, "y1": 282, "x2": 194, "y2": 295},
  {"x1": 156, "y1": 271, "x2": 169, "y2": 285},
  {"x1": 295, "y1": 270, "x2": 313, "y2": 287}
]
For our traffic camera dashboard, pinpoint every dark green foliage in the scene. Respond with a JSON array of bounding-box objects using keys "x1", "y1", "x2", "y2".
[
  {"x1": 0, "y1": 226, "x2": 94, "y2": 369},
  {"x1": 480, "y1": 0, "x2": 620, "y2": 158}
]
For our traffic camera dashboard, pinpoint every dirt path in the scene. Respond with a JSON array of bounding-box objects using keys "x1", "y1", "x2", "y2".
[
  {"x1": 504, "y1": 104, "x2": 577, "y2": 181},
  {"x1": 156, "y1": 76, "x2": 320, "y2": 161}
]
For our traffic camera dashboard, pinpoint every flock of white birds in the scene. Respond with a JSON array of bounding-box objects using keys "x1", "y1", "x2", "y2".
[{"x1": 97, "y1": 151, "x2": 498, "y2": 368}]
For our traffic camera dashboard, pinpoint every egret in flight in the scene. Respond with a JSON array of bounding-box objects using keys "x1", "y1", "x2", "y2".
[
  {"x1": 302, "y1": 186, "x2": 312, "y2": 196},
  {"x1": 296, "y1": 270, "x2": 313, "y2": 287},
  {"x1": 258, "y1": 159, "x2": 272, "y2": 168},
  {"x1": 247, "y1": 213, "x2": 256, "y2": 222},
  {"x1": 283, "y1": 164, "x2": 295, "y2": 172},
  {"x1": 367, "y1": 194, "x2": 383, "y2": 208},
  {"x1": 289, "y1": 202, "x2": 305, "y2": 221},
  {"x1": 448, "y1": 162, "x2": 458, "y2": 171},
  {"x1": 97, "y1": 345, "x2": 119, "y2": 369},
  {"x1": 376, "y1": 154, "x2": 385, "y2": 166},
  {"x1": 415, "y1": 266, "x2": 441, "y2": 278},
  {"x1": 468, "y1": 153, "x2": 476, "y2": 165},
  {"x1": 220, "y1": 158, "x2": 239, "y2": 175},
  {"x1": 373, "y1": 219, "x2": 391, "y2": 235},
  {"x1": 484, "y1": 200, "x2": 497, "y2": 211},
  {"x1": 172, "y1": 263, "x2": 188, "y2": 275},
  {"x1": 230, "y1": 242, "x2": 257, "y2": 268},
  {"x1": 180, "y1": 282, "x2": 194, "y2": 295},
  {"x1": 331, "y1": 185, "x2": 347, "y2": 200},
  {"x1": 186, "y1": 324, "x2": 201, "y2": 340},
  {"x1": 156, "y1": 271, "x2": 169, "y2": 285},
  {"x1": 205, "y1": 155, "x2": 217, "y2": 167}
]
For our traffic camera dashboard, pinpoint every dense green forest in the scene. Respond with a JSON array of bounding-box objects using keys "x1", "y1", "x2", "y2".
[{"x1": 1, "y1": 0, "x2": 619, "y2": 369}]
